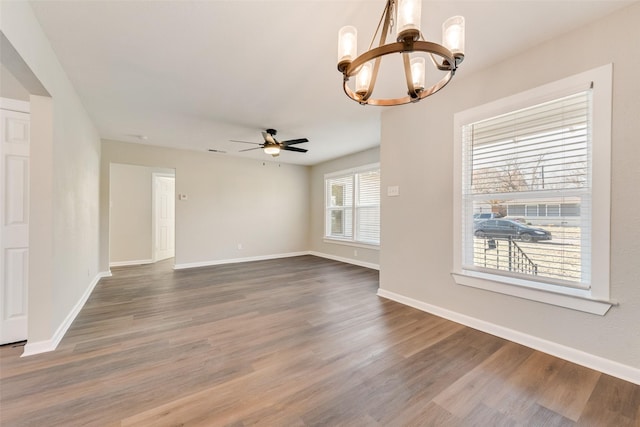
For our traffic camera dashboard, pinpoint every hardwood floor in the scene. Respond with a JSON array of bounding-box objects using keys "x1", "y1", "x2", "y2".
[{"x1": 1, "y1": 255, "x2": 638, "y2": 426}]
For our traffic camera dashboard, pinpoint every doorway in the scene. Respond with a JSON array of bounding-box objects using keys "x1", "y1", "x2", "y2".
[{"x1": 109, "y1": 164, "x2": 175, "y2": 267}]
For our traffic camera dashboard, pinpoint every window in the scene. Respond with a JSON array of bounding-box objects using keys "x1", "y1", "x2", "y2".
[
  {"x1": 453, "y1": 65, "x2": 612, "y2": 315},
  {"x1": 325, "y1": 164, "x2": 380, "y2": 245}
]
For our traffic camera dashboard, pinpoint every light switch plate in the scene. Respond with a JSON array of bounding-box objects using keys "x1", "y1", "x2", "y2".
[{"x1": 387, "y1": 186, "x2": 400, "y2": 197}]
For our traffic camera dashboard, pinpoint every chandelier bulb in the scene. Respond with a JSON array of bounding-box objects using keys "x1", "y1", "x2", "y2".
[
  {"x1": 355, "y1": 62, "x2": 374, "y2": 96},
  {"x1": 396, "y1": 0, "x2": 421, "y2": 41},
  {"x1": 410, "y1": 57, "x2": 426, "y2": 92},
  {"x1": 338, "y1": 26, "x2": 358, "y2": 71},
  {"x1": 442, "y1": 16, "x2": 465, "y2": 57}
]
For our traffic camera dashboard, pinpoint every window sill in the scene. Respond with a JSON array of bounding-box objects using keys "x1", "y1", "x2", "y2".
[
  {"x1": 451, "y1": 270, "x2": 614, "y2": 315},
  {"x1": 323, "y1": 238, "x2": 380, "y2": 250}
]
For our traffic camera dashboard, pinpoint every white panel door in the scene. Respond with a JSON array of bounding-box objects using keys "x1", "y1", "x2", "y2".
[
  {"x1": 0, "y1": 107, "x2": 30, "y2": 345},
  {"x1": 154, "y1": 175, "x2": 175, "y2": 262}
]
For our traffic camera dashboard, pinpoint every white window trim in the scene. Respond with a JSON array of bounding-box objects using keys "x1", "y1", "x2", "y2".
[
  {"x1": 452, "y1": 64, "x2": 614, "y2": 315},
  {"x1": 324, "y1": 162, "x2": 380, "y2": 246},
  {"x1": 322, "y1": 238, "x2": 381, "y2": 250}
]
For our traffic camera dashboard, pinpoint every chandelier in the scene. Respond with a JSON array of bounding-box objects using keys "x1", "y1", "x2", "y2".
[{"x1": 337, "y1": 0, "x2": 465, "y2": 106}]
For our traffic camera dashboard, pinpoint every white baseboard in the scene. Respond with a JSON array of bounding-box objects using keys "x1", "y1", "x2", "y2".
[
  {"x1": 377, "y1": 288, "x2": 640, "y2": 386},
  {"x1": 173, "y1": 251, "x2": 310, "y2": 270},
  {"x1": 309, "y1": 251, "x2": 379, "y2": 270},
  {"x1": 22, "y1": 271, "x2": 111, "y2": 357},
  {"x1": 109, "y1": 259, "x2": 153, "y2": 267},
  {"x1": 173, "y1": 251, "x2": 380, "y2": 271}
]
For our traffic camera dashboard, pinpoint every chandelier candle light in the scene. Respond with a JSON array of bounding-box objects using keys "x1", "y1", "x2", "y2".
[{"x1": 337, "y1": 0, "x2": 465, "y2": 106}]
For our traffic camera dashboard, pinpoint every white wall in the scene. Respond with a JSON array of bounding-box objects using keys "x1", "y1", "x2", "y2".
[
  {"x1": 109, "y1": 163, "x2": 174, "y2": 265},
  {"x1": 380, "y1": 2, "x2": 640, "y2": 376},
  {"x1": 1, "y1": 3, "x2": 102, "y2": 349},
  {"x1": 101, "y1": 140, "x2": 310, "y2": 270},
  {"x1": 309, "y1": 147, "x2": 380, "y2": 268}
]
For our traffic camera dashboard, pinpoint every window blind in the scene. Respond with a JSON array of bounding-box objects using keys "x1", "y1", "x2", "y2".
[
  {"x1": 356, "y1": 170, "x2": 380, "y2": 244},
  {"x1": 462, "y1": 90, "x2": 592, "y2": 287},
  {"x1": 325, "y1": 167, "x2": 380, "y2": 245}
]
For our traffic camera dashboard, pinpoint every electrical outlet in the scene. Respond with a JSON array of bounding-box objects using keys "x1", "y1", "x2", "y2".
[
  {"x1": 237, "y1": 243, "x2": 243, "y2": 250},
  {"x1": 354, "y1": 249, "x2": 358, "y2": 257}
]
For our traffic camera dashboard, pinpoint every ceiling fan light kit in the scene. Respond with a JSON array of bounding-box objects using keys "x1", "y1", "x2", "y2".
[
  {"x1": 263, "y1": 144, "x2": 280, "y2": 156},
  {"x1": 337, "y1": 0, "x2": 465, "y2": 106}
]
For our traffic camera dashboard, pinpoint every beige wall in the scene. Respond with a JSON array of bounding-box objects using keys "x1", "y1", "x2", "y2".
[
  {"x1": 1, "y1": 3, "x2": 101, "y2": 346},
  {"x1": 101, "y1": 140, "x2": 310, "y2": 270},
  {"x1": 0, "y1": 63, "x2": 30, "y2": 101},
  {"x1": 109, "y1": 164, "x2": 174, "y2": 264},
  {"x1": 309, "y1": 147, "x2": 380, "y2": 268},
  {"x1": 380, "y1": 3, "x2": 640, "y2": 370}
]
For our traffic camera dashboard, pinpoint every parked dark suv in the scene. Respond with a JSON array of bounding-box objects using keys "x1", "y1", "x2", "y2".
[{"x1": 474, "y1": 219, "x2": 552, "y2": 242}]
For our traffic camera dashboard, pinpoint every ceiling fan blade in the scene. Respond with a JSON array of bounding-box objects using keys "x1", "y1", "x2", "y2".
[
  {"x1": 281, "y1": 138, "x2": 309, "y2": 146},
  {"x1": 208, "y1": 149, "x2": 227, "y2": 153},
  {"x1": 239, "y1": 147, "x2": 262, "y2": 152},
  {"x1": 230, "y1": 140, "x2": 261, "y2": 145},
  {"x1": 283, "y1": 146, "x2": 308, "y2": 153},
  {"x1": 262, "y1": 131, "x2": 276, "y2": 144}
]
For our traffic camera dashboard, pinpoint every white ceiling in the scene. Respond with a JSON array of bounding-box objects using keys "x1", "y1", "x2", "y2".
[{"x1": 29, "y1": 0, "x2": 634, "y2": 166}]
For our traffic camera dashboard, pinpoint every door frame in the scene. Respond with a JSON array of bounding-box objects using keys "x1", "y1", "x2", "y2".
[{"x1": 0, "y1": 97, "x2": 31, "y2": 345}]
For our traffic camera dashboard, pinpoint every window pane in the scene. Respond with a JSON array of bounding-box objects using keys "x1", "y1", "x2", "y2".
[
  {"x1": 471, "y1": 197, "x2": 587, "y2": 285},
  {"x1": 327, "y1": 176, "x2": 353, "y2": 208},
  {"x1": 463, "y1": 90, "x2": 592, "y2": 288},
  {"x1": 538, "y1": 204, "x2": 547, "y2": 216},
  {"x1": 547, "y1": 204, "x2": 560, "y2": 216},
  {"x1": 332, "y1": 185, "x2": 344, "y2": 207},
  {"x1": 508, "y1": 204, "x2": 525, "y2": 216},
  {"x1": 561, "y1": 203, "x2": 580, "y2": 216},
  {"x1": 331, "y1": 210, "x2": 344, "y2": 235}
]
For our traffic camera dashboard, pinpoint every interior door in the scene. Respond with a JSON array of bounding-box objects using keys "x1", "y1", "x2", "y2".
[
  {"x1": 0, "y1": 106, "x2": 30, "y2": 345},
  {"x1": 153, "y1": 175, "x2": 175, "y2": 262}
]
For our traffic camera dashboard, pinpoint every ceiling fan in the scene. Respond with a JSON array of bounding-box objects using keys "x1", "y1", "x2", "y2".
[{"x1": 231, "y1": 129, "x2": 309, "y2": 157}]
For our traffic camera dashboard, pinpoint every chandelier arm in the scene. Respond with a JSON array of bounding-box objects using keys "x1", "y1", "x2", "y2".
[
  {"x1": 363, "y1": 0, "x2": 395, "y2": 101},
  {"x1": 402, "y1": 52, "x2": 419, "y2": 99},
  {"x1": 345, "y1": 41, "x2": 455, "y2": 77},
  {"x1": 342, "y1": 69, "x2": 454, "y2": 106},
  {"x1": 368, "y1": 0, "x2": 394, "y2": 51},
  {"x1": 428, "y1": 53, "x2": 439, "y2": 68}
]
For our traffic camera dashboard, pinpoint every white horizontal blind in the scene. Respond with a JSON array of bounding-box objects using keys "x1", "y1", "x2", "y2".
[
  {"x1": 356, "y1": 170, "x2": 380, "y2": 244},
  {"x1": 462, "y1": 90, "x2": 592, "y2": 287},
  {"x1": 470, "y1": 92, "x2": 589, "y2": 194}
]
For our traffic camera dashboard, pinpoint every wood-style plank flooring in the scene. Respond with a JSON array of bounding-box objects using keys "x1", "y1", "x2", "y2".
[{"x1": 1, "y1": 255, "x2": 639, "y2": 426}]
